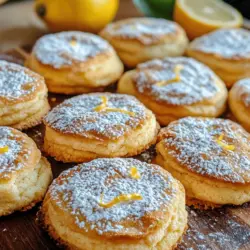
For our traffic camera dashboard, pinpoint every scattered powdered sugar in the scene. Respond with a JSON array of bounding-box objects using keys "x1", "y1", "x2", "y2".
[
  {"x1": 133, "y1": 57, "x2": 219, "y2": 105},
  {"x1": 181, "y1": 227, "x2": 247, "y2": 250},
  {"x1": 235, "y1": 78, "x2": 250, "y2": 107},
  {"x1": 190, "y1": 28, "x2": 250, "y2": 58},
  {"x1": 0, "y1": 127, "x2": 29, "y2": 179},
  {"x1": 33, "y1": 31, "x2": 112, "y2": 69},
  {"x1": 50, "y1": 158, "x2": 177, "y2": 235},
  {"x1": 105, "y1": 18, "x2": 177, "y2": 45},
  {"x1": 0, "y1": 60, "x2": 38, "y2": 101},
  {"x1": 44, "y1": 93, "x2": 147, "y2": 140},
  {"x1": 179, "y1": 207, "x2": 250, "y2": 250},
  {"x1": 160, "y1": 117, "x2": 250, "y2": 183}
]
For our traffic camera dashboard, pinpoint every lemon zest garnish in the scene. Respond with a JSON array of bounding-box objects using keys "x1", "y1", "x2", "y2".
[
  {"x1": 156, "y1": 64, "x2": 183, "y2": 86},
  {"x1": 94, "y1": 96, "x2": 135, "y2": 116},
  {"x1": 218, "y1": 134, "x2": 224, "y2": 141},
  {"x1": 94, "y1": 96, "x2": 108, "y2": 111},
  {"x1": 99, "y1": 193, "x2": 142, "y2": 208},
  {"x1": 216, "y1": 134, "x2": 235, "y2": 151},
  {"x1": 0, "y1": 146, "x2": 9, "y2": 154},
  {"x1": 156, "y1": 78, "x2": 178, "y2": 86},
  {"x1": 130, "y1": 166, "x2": 140, "y2": 179},
  {"x1": 105, "y1": 108, "x2": 135, "y2": 116},
  {"x1": 70, "y1": 39, "x2": 77, "y2": 46}
]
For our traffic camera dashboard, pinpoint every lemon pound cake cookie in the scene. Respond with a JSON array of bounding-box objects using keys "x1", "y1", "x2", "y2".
[
  {"x1": 187, "y1": 28, "x2": 250, "y2": 88},
  {"x1": 0, "y1": 126, "x2": 52, "y2": 216},
  {"x1": 118, "y1": 57, "x2": 227, "y2": 125},
  {"x1": 39, "y1": 158, "x2": 187, "y2": 250},
  {"x1": 26, "y1": 31, "x2": 124, "y2": 94},
  {"x1": 229, "y1": 78, "x2": 250, "y2": 132},
  {"x1": 43, "y1": 93, "x2": 159, "y2": 163},
  {"x1": 0, "y1": 60, "x2": 50, "y2": 130},
  {"x1": 156, "y1": 117, "x2": 250, "y2": 209},
  {"x1": 100, "y1": 18, "x2": 188, "y2": 67}
]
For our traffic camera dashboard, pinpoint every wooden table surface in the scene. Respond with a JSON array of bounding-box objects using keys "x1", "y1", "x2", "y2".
[{"x1": 0, "y1": 1, "x2": 250, "y2": 250}]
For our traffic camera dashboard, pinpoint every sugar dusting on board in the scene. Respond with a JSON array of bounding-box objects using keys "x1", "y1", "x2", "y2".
[
  {"x1": 134, "y1": 57, "x2": 219, "y2": 105},
  {"x1": 235, "y1": 78, "x2": 250, "y2": 107},
  {"x1": 159, "y1": 117, "x2": 250, "y2": 183},
  {"x1": 0, "y1": 60, "x2": 37, "y2": 100},
  {"x1": 190, "y1": 28, "x2": 250, "y2": 58},
  {"x1": 178, "y1": 206, "x2": 250, "y2": 250},
  {"x1": 0, "y1": 127, "x2": 30, "y2": 179},
  {"x1": 33, "y1": 31, "x2": 112, "y2": 69},
  {"x1": 49, "y1": 158, "x2": 177, "y2": 235},
  {"x1": 105, "y1": 18, "x2": 177, "y2": 45},
  {"x1": 44, "y1": 93, "x2": 147, "y2": 140}
]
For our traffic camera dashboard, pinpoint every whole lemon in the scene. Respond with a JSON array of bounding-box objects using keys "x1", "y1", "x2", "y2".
[{"x1": 35, "y1": 0, "x2": 119, "y2": 33}]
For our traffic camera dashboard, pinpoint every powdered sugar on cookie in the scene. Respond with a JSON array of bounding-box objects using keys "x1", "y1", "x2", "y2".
[
  {"x1": 159, "y1": 117, "x2": 250, "y2": 183},
  {"x1": 190, "y1": 29, "x2": 250, "y2": 58},
  {"x1": 44, "y1": 93, "x2": 147, "y2": 140},
  {"x1": 33, "y1": 31, "x2": 112, "y2": 69},
  {"x1": 49, "y1": 158, "x2": 177, "y2": 235},
  {"x1": 133, "y1": 57, "x2": 219, "y2": 105},
  {"x1": 0, "y1": 127, "x2": 30, "y2": 179},
  {"x1": 0, "y1": 60, "x2": 38, "y2": 101},
  {"x1": 235, "y1": 78, "x2": 250, "y2": 107},
  {"x1": 104, "y1": 18, "x2": 177, "y2": 45}
]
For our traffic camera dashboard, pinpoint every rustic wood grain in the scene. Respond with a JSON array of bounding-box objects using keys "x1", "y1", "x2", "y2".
[{"x1": 0, "y1": 1, "x2": 250, "y2": 250}]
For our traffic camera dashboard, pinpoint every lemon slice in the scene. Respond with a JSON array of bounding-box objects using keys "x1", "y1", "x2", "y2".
[{"x1": 174, "y1": 0, "x2": 243, "y2": 39}]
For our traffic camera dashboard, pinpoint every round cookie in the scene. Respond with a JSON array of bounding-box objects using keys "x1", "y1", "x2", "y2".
[
  {"x1": 26, "y1": 31, "x2": 124, "y2": 94},
  {"x1": 0, "y1": 60, "x2": 50, "y2": 130},
  {"x1": 43, "y1": 93, "x2": 159, "y2": 163},
  {"x1": 0, "y1": 126, "x2": 52, "y2": 216},
  {"x1": 39, "y1": 158, "x2": 187, "y2": 250},
  {"x1": 187, "y1": 28, "x2": 250, "y2": 88},
  {"x1": 156, "y1": 117, "x2": 250, "y2": 209},
  {"x1": 229, "y1": 78, "x2": 250, "y2": 132},
  {"x1": 100, "y1": 17, "x2": 188, "y2": 67},
  {"x1": 118, "y1": 57, "x2": 228, "y2": 125}
]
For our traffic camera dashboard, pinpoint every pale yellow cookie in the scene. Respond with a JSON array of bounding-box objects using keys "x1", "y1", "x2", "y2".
[
  {"x1": 100, "y1": 17, "x2": 188, "y2": 67},
  {"x1": 0, "y1": 126, "x2": 52, "y2": 216},
  {"x1": 0, "y1": 60, "x2": 50, "y2": 130},
  {"x1": 43, "y1": 93, "x2": 159, "y2": 163},
  {"x1": 26, "y1": 31, "x2": 124, "y2": 94},
  {"x1": 229, "y1": 78, "x2": 250, "y2": 132},
  {"x1": 156, "y1": 117, "x2": 250, "y2": 209},
  {"x1": 39, "y1": 158, "x2": 187, "y2": 250},
  {"x1": 187, "y1": 28, "x2": 250, "y2": 88},
  {"x1": 118, "y1": 57, "x2": 228, "y2": 125}
]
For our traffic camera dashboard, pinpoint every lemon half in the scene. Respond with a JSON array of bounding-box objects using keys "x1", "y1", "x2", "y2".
[{"x1": 174, "y1": 0, "x2": 243, "y2": 39}]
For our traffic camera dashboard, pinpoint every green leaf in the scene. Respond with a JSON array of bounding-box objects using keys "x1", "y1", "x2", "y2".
[{"x1": 133, "y1": 0, "x2": 176, "y2": 19}]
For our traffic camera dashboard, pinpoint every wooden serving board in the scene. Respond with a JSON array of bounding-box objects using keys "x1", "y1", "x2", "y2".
[{"x1": 0, "y1": 1, "x2": 250, "y2": 250}]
